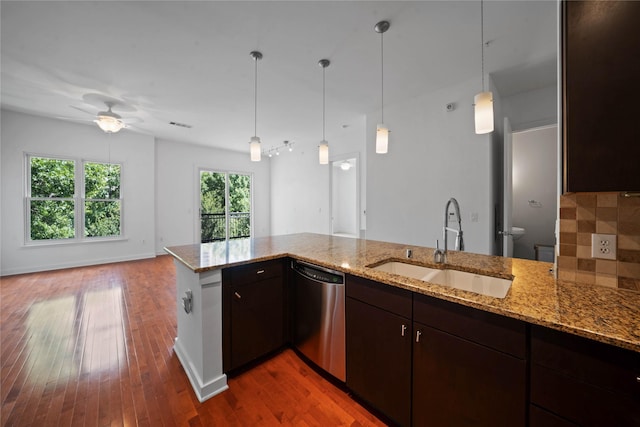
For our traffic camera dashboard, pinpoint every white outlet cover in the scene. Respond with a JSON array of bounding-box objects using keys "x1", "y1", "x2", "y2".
[{"x1": 591, "y1": 233, "x2": 617, "y2": 260}]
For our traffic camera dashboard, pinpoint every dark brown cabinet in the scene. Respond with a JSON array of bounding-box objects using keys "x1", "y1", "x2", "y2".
[
  {"x1": 412, "y1": 294, "x2": 527, "y2": 427},
  {"x1": 530, "y1": 325, "x2": 640, "y2": 427},
  {"x1": 563, "y1": 0, "x2": 640, "y2": 192},
  {"x1": 222, "y1": 259, "x2": 285, "y2": 373},
  {"x1": 345, "y1": 274, "x2": 413, "y2": 427}
]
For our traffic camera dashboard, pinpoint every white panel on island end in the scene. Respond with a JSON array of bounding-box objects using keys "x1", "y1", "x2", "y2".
[{"x1": 172, "y1": 260, "x2": 228, "y2": 402}]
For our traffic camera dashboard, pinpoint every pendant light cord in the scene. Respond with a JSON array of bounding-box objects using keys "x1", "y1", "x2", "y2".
[
  {"x1": 380, "y1": 30, "x2": 385, "y2": 124},
  {"x1": 322, "y1": 65, "x2": 326, "y2": 141},
  {"x1": 480, "y1": 0, "x2": 485, "y2": 92},
  {"x1": 254, "y1": 57, "x2": 258, "y2": 137}
]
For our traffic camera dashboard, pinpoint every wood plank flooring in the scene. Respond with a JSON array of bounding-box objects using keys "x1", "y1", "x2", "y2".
[{"x1": 1, "y1": 256, "x2": 385, "y2": 426}]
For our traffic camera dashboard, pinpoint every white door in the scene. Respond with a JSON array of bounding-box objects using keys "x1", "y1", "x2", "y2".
[{"x1": 503, "y1": 117, "x2": 514, "y2": 257}]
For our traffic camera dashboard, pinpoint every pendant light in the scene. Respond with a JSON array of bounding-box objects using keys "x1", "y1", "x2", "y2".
[
  {"x1": 249, "y1": 51, "x2": 263, "y2": 161},
  {"x1": 474, "y1": 0, "x2": 494, "y2": 134},
  {"x1": 318, "y1": 59, "x2": 330, "y2": 165},
  {"x1": 374, "y1": 21, "x2": 390, "y2": 154}
]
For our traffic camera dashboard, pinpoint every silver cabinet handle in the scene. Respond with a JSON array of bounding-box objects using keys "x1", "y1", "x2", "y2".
[
  {"x1": 256, "y1": 269, "x2": 265, "y2": 274},
  {"x1": 401, "y1": 324, "x2": 407, "y2": 337},
  {"x1": 234, "y1": 292, "x2": 242, "y2": 299},
  {"x1": 416, "y1": 330, "x2": 422, "y2": 343}
]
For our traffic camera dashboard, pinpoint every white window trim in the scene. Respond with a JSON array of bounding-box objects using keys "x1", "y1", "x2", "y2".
[{"x1": 24, "y1": 153, "x2": 126, "y2": 246}]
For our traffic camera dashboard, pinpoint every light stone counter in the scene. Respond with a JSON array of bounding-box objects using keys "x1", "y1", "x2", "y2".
[{"x1": 166, "y1": 233, "x2": 640, "y2": 358}]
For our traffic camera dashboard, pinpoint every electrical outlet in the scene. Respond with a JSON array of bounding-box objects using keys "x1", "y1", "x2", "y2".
[{"x1": 591, "y1": 233, "x2": 616, "y2": 260}]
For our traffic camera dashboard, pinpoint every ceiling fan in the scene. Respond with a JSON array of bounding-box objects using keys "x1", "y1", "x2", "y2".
[
  {"x1": 93, "y1": 102, "x2": 127, "y2": 133},
  {"x1": 68, "y1": 94, "x2": 141, "y2": 134}
]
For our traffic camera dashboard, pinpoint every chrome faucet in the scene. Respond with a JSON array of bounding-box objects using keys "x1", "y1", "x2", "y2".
[{"x1": 442, "y1": 197, "x2": 464, "y2": 262}]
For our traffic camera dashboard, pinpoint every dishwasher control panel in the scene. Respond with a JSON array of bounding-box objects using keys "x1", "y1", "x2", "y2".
[{"x1": 292, "y1": 260, "x2": 344, "y2": 284}]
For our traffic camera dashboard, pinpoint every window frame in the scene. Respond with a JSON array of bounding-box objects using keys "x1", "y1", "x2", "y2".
[
  {"x1": 24, "y1": 153, "x2": 125, "y2": 245},
  {"x1": 198, "y1": 168, "x2": 254, "y2": 243}
]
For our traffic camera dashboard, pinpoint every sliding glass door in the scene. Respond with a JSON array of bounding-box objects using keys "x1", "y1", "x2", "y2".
[{"x1": 200, "y1": 170, "x2": 252, "y2": 243}]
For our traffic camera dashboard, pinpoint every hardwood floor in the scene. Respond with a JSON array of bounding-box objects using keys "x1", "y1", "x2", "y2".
[{"x1": 1, "y1": 256, "x2": 384, "y2": 426}]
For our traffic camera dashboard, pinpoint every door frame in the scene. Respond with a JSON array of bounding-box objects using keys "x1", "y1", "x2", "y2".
[
  {"x1": 329, "y1": 152, "x2": 360, "y2": 238},
  {"x1": 196, "y1": 167, "x2": 254, "y2": 243}
]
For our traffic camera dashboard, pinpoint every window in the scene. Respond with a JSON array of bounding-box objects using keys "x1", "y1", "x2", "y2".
[
  {"x1": 26, "y1": 155, "x2": 122, "y2": 242},
  {"x1": 200, "y1": 171, "x2": 251, "y2": 243},
  {"x1": 84, "y1": 162, "x2": 121, "y2": 237}
]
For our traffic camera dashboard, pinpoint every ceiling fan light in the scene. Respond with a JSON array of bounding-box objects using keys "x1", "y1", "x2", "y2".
[
  {"x1": 474, "y1": 91, "x2": 494, "y2": 134},
  {"x1": 94, "y1": 115, "x2": 126, "y2": 133},
  {"x1": 376, "y1": 124, "x2": 389, "y2": 153},
  {"x1": 249, "y1": 136, "x2": 262, "y2": 162}
]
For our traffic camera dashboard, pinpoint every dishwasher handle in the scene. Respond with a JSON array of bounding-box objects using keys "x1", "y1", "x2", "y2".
[{"x1": 292, "y1": 260, "x2": 344, "y2": 285}]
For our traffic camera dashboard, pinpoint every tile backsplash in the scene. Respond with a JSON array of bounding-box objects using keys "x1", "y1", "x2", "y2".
[{"x1": 558, "y1": 192, "x2": 640, "y2": 291}]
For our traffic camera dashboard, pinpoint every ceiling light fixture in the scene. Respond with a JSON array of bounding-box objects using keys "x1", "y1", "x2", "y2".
[
  {"x1": 249, "y1": 51, "x2": 263, "y2": 161},
  {"x1": 318, "y1": 59, "x2": 330, "y2": 165},
  {"x1": 94, "y1": 103, "x2": 126, "y2": 134},
  {"x1": 340, "y1": 161, "x2": 352, "y2": 171},
  {"x1": 474, "y1": 0, "x2": 494, "y2": 134},
  {"x1": 375, "y1": 20, "x2": 390, "y2": 154}
]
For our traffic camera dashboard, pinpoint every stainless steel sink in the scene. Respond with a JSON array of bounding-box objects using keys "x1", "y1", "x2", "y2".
[{"x1": 370, "y1": 261, "x2": 512, "y2": 298}]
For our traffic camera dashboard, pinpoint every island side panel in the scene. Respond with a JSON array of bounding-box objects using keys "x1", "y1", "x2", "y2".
[{"x1": 173, "y1": 260, "x2": 228, "y2": 402}]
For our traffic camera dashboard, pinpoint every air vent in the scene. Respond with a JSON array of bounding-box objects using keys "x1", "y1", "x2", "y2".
[{"x1": 169, "y1": 121, "x2": 192, "y2": 129}]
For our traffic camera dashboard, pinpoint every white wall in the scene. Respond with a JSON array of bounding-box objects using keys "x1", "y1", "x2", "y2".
[
  {"x1": 155, "y1": 139, "x2": 271, "y2": 253},
  {"x1": 270, "y1": 117, "x2": 366, "y2": 236},
  {"x1": 366, "y1": 76, "x2": 496, "y2": 255},
  {"x1": 512, "y1": 125, "x2": 557, "y2": 260},
  {"x1": 1, "y1": 110, "x2": 156, "y2": 275}
]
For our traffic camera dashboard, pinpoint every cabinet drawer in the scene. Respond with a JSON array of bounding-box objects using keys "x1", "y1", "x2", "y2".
[
  {"x1": 531, "y1": 363, "x2": 640, "y2": 427},
  {"x1": 413, "y1": 293, "x2": 526, "y2": 358},
  {"x1": 228, "y1": 258, "x2": 284, "y2": 285},
  {"x1": 345, "y1": 274, "x2": 412, "y2": 318},
  {"x1": 531, "y1": 325, "x2": 640, "y2": 398}
]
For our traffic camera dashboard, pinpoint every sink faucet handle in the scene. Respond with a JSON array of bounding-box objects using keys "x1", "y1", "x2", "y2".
[{"x1": 434, "y1": 240, "x2": 445, "y2": 264}]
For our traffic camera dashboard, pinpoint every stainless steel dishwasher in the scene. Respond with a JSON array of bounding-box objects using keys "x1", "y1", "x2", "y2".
[{"x1": 292, "y1": 260, "x2": 345, "y2": 382}]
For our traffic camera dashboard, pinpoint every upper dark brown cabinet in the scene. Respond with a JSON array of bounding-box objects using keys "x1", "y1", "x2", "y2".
[{"x1": 563, "y1": 0, "x2": 640, "y2": 192}]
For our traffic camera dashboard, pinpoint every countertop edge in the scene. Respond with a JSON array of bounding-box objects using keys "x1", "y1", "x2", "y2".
[{"x1": 164, "y1": 240, "x2": 640, "y2": 354}]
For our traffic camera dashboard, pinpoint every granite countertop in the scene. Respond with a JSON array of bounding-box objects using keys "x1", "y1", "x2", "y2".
[{"x1": 164, "y1": 233, "x2": 640, "y2": 353}]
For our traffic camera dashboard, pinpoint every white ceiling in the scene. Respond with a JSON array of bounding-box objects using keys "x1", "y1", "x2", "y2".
[{"x1": 1, "y1": 1, "x2": 558, "y2": 154}]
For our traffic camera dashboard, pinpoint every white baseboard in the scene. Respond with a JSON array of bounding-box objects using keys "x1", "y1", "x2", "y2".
[
  {"x1": 1, "y1": 252, "x2": 157, "y2": 276},
  {"x1": 174, "y1": 337, "x2": 228, "y2": 402}
]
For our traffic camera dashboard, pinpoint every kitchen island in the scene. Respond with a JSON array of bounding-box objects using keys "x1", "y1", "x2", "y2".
[{"x1": 165, "y1": 233, "x2": 640, "y2": 404}]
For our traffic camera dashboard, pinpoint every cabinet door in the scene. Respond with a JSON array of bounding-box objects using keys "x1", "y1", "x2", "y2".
[
  {"x1": 346, "y1": 297, "x2": 411, "y2": 427},
  {"x1": 564, "y1": 0, "x2": 640, "y2": 192},
  {"x1": 530, "y1": 405, "x2": 578, "y2": 427},
  {"x1": 230, "y1": 276, "x2": 284, "y2": 370},
  {"x1": 413, "y1": 323, "x2": 526, "y2": 427}
]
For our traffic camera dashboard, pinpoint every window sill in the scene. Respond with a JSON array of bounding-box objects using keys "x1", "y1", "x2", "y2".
[{"x1": 24, "y1": 237, "x2": 129, "y2": 248}]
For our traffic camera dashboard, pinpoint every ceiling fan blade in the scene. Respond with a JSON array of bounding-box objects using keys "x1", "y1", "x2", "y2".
[{"x1": 70, "y1": 105, "x2": 98, "y2": 116}]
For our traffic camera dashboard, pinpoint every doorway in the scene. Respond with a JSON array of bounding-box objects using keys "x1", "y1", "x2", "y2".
[
  {"x1": 504, "y1": 125, "x2": 558, "y2": 260},
  {"x1": 330, "y1": 155, "x2": 359, "y2": 238},
  {"x1": 199, "y1": 170, "x2": 252, "y2": 243}
]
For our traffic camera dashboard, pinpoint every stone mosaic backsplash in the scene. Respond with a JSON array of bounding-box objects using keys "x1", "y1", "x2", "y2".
[{"x1": 558, "y1": 192, "x2": 640, "y2": 291}]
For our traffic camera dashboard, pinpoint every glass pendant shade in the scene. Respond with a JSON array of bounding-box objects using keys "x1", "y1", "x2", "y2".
[
  {"x1": 94, "y1": 115, "x2": 125, "y2": 133},
  {"x1": 474, "y1": 91, "x2": 494, "y2": 134},
  {"x1": 318, "y1": 140, "x2": 329, "y2": 165},
  {"x1": 376, "y1": 124, "x2": 389, "y2": 153},
  {"x1": 250, "y1": 136, "x2": 261, "y2": 162}
]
